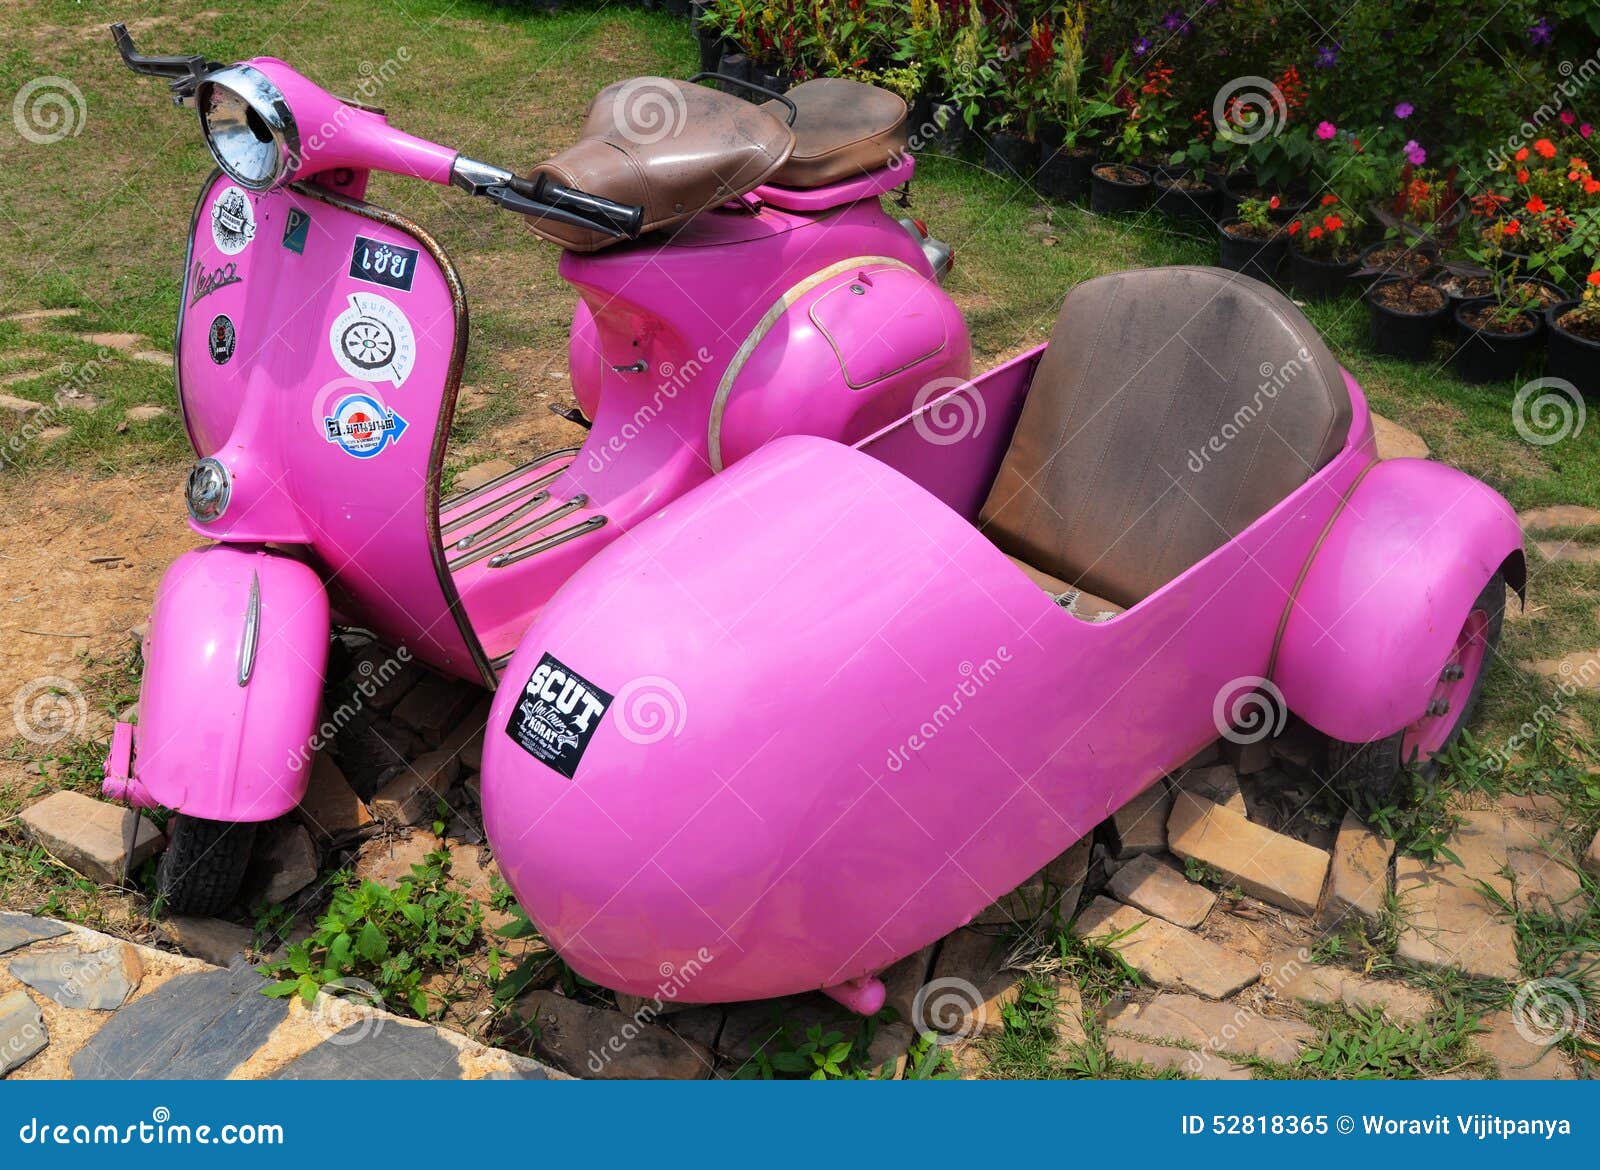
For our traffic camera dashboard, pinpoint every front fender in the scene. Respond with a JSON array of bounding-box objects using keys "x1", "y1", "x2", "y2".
[
  {"x1": 108, "y1": 545, "x2": 329, "y2": 821},
  {"x1": 1274, "y1": 458, "x2": 1523, "y2": 743}
]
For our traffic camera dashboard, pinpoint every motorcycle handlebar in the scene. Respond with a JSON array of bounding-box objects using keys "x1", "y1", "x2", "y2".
[{"x1": 511, "y1": 175, "x2": 644, "y2": 238}]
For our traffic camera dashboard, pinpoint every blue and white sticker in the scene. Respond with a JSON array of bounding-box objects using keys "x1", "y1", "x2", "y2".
[
  {"x1": 323, "y1": 393, "x2": 409, "y2": 459},
  {"x1": 328, "y1": 291, "x2": 416, "y2": 386}
]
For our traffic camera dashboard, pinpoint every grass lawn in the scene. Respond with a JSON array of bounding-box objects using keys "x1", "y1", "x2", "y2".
[{"x1": 1, "y1": 0, "x2": 1596, "y2": 1078}]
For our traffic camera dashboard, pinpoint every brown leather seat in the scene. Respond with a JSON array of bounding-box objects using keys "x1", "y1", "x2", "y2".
[
  {"x1": 761, "y1": 78, "x2": 908, "y2": 188},
  {"x1": 525, "y1": 77, "x2": 794, "y2": 251},
  {"x1": 981, "y1": 267, "x2": 1351, "y2": 610}
]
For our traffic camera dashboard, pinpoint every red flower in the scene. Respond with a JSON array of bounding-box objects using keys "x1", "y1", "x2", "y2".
[
  {"x1": 1517, "y1": 169, "x2": 1531, "y2": 184},
  {"x1": 1324, "y1": 214, "x2": 1344, "y2": 231},
  {"x1": 1527, "y1": 196, "x2": 1547, "y2": 213},
  {"x1": 1514, "y1": 147, "x2": 1529, "y2": 162},
  {"x1": 1287, "y1": 220, "x2": 1301, "y2": 235},
  {"x1": 1268, "y1": 195, "x2": 1281, "y2": 209},
  {"x1": 1586, "y1": 179, "x2": 1600, "y2": 195},
  {"x1": 1308, "y1": 225, "x2": 1324, "y2": 239},
  {"x1": 1534, "y1": 138, "x2": 1556, "y2": 159},
  {"x1": 1503, "y1": 220, "x2": 1521, "y2": 236},
  {"x1": 1587, "y1": 272, "x2": 1600, "y2": 287},
  {"x1": 1320, "y1": 193, "x2": 1339, "y2": 206}
]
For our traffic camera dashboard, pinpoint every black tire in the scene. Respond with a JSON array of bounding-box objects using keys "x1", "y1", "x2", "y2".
[
  {"x1": 156, "y1": 815, "x2": 257, "y2": 916},
  {"x1": 1323, "y1": 570, "x2": 1507, "y2": 804}
]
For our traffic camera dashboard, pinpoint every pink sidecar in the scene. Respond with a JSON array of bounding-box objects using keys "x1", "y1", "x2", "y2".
[{"x1": 480, "y1": 267, "x2": 1524, "y2": 1011}]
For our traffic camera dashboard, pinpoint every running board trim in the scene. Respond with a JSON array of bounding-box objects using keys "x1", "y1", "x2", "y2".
[
  {"x1": 440, "y1": 464, "x2": 570, "y2": 537},
  {"x1": 487, "y1": 516, "x2": 607, "y2": 569},
  {"x1": 446, "y1": 495, "x2": 590, "y2": 571},
  {"x1": 439, "y1": 447, "x2": 579, "y2": 515}
]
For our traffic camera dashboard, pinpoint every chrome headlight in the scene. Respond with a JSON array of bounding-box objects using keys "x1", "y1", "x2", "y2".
[
  {"x1": 186, "y1": 457, "x2": 231, "y2": 523},
  {"x1": 196, "y1": 65, "x2": 298, "y2": 191}
]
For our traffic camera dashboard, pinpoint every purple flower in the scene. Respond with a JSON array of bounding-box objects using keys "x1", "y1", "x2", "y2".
[
  {"x1": 1394, "y1": 102, "x2": 1413, "y2": 119},
  {"x1": 1314, "y1": 44, "x2": 1339, "y2": 69},
  {"x1": 1528, "y1": 18, "x2": 1554, "y2": 45},
  {"x1": 1161, "y1": 9, "x2": 1184, "y2": 31},
  {"x1": 1404, "y1": 139, "x2": 1427, "y2": 165},
  {"x1": 1133, "y1": 36, "x2": 1152, "y2": 56}
]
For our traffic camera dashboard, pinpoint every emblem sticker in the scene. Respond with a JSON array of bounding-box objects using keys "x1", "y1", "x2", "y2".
[
  {"x1": 282, "y1": 207, "x2": 311, "y2": 254},
  {"x1": 189, "y1": 260, "x2": 241, "y2": 306},
  {"x1": 323, "y1": 393, "x2": 409, "y2": 459},
  {"x1": 506, "y1": 653, "x2": 614, "y2": 779},
  {"x1": 210, "y1": 185, "x2": 256, "y2": 255},
  {"x1": 208, "y1": 314, "x2": 236, "y2": 364},
  {"x1": 328, "y1": 292, "x2": 416, "y2": 386},
  {"x1": 349, "y1": 235, "x2": 418, "y2": 293}
]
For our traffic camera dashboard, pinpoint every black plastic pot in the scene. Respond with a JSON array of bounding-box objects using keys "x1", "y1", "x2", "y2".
[
  {"x1": 754, "y1": 67, "x2": 785, "y2": 95},
  {"x1": 1545, "y1": 300, "x2": 1600, "y2": 397},
  {"x1": 1366, "y1": 279, "x2": 1449, "y2": 361},
  {"x1": 1451, "y1": 297, "x2": 1541, "y2": 384},
  {"x1": 1153, "y1": 175, "x2": 1220, "y2": 224},
  {"x1": 1357, "y1": 239, "x2": 1438, "y2": 285},
  {"x1": 1090, "y1": 164, "x2": 1151, "y2": 214},
  {"x1": 716, "y1": 51, "x2": 752, "y2": 90},
  {"x1": 1038, "y1": 147, "x2": 1095, "y2": 202},
  {"x1": 924, "y1": 100, "x2": 968, "y2": 154},
  {"x1": 908, "y1": 95, "x2": 934, "y2": 143},
  {"x1": 1217, "y1": 220, "x2": 1285, "y2": 284},
  {"x1": 1288, "y1": 245, "x2": 1360, "y2": 300},
  {"x1": 984, "y1": 131, "x2": 1037, "y2": 179}
]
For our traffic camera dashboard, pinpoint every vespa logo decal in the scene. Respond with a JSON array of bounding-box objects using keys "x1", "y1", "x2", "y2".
[
  {"x1": 349, "y1": 235, "x2": 418, "y2": 293},
  {"x1": 506, "y1": 652, "x2": 614, "y2": 779},
  {"x1": 328, "y1": 292, "x2": 417, "y2": 386},
  {"x1": 210, "y1": 185, "x2": 256, "y2": 256},
  {"x1": 189, "y1": 260, "x2": 242, "y2": 306},
  {"x1": 323, "y1": 392, "x2": 409, "y2": 459}
]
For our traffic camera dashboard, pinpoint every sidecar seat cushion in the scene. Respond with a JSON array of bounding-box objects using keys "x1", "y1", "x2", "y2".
[
  {"x1": 762, "y1": 79, "x2": 908, "y2": 188},
  {"x1": 525, "y1": 77, "x2": 795, "y2": 252},
  {"x1": 981, "y1": 266, "x2": 1351, "y2": 610}
]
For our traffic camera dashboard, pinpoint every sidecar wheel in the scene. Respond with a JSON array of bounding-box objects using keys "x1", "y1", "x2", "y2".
[
  {"x1": 1323, "y1": 571, "x2": 1506, "y2": 803},
  {"x1": 156, "y1": 815, "x2": 257, "y2": 916}
]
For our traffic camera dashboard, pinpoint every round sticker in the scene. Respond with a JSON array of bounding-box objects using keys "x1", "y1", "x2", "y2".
[
  {"x1": 208, "y1": 314, "x2": 236, "y2": 364},
  {"x1": 329, "y1": 292, "x2": 416, "y2": 386},
  {"x1": 210, "y1": 185, "x2": 256, "y2": 256},
  {"x1": 323, "y1": 393, "x2": 409, "y2": 459}
]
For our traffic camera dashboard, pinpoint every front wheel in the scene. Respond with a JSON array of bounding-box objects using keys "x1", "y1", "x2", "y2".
[
  {"x1": 1323, "y1": 570, "x2": 1507, "y2": 804},
  {"x1": 156, "y1": 815, "x2": 257, "y2": 916}
]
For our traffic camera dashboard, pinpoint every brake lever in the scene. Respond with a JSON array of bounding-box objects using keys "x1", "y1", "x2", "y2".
[
  {"x1": 109, "y1": 22, "x2": 219, "y2": 101},
  {"x1": 483, "y1": 185, "x2": 625, "y2": 238}
]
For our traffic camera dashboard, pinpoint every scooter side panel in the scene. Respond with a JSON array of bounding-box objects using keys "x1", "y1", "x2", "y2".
[
  {"x1": 177, "y1": 173, "x2": 488, "y2": 682},
  {"x1": 482, "y1": 433, "x2": 1351, "y2": 1002},
  {"x1": 129, "y1": 545, "x2": 329, "y2": 822},
  {"x1": 1274, "y1": 456, "x2": 1524, "y2": 743}
]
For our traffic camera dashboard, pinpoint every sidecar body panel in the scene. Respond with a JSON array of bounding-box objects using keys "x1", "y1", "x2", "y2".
[
  {"x1": 482, "y1": 422, "x2": 1369, "y2": 1002},
  {"x1": 1273, "y1": 456, "x2": 1525, "y2": 743}
]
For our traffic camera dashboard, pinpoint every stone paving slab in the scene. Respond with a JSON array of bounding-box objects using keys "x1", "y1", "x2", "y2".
[
  {"x1": 1076, "y1": 896, "x2": 1259, "y2": 999},
  {"x1": 0, "y1": 913, "x2": 69, "y2": 956}
]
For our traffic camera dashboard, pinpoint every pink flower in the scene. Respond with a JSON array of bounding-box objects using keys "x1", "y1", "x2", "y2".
[
  {"x1": 1394, "y1": 102, "x2": 1413, "y2": 119},
  {"x1": 1583, "y1": 123, "x2": 1594, "y2": 139},
  {"x1": 1315, "y1": 121, "x2": 1337, "y2": 140},
  {"x1": 1404, "y1": 139, "x2": 1427, "y2": 165},
  {"x1": 1560, "y1": 111, "x2": 1576, "y2": 125}
]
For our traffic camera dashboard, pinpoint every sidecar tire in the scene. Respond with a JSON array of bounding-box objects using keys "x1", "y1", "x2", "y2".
[
  {"x1": 1322, "y1": 571, "x2": 1506, "y2": 804},
  {"x1": 156, "y1": 816, "x2": 257, "y2": 916}
]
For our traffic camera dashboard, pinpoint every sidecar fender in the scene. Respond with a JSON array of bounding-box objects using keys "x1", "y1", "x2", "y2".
[
  {"x1": 1273, "y1": 457, "x2": 1524, "y2": 744},
  {"x1": 107, "y1": 545, "x2": 329, "y2": 821}
]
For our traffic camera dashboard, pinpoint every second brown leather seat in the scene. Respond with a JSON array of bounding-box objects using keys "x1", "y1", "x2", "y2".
[
  {"x1": 762, "y1": 78, "x2": 908, "y2": 188},
  {"x1": 981, "y1": 267, "x2": 1352, "y2": 610}
]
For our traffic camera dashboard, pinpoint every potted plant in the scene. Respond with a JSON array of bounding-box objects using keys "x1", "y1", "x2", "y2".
[
  {"x1": 1355, "y1": 236, "x2": 1438, "y2": 285},
  {"x1": 1546, "y1": 272, "x2": 1600, "y2": 397},
  {"x1": 1428, "y1": 262, "x2": 1496, "y2": 319},
  {"x1": 1090, "y1": 66, "x2": 1161, "y2": 214},
  {"x1": 1285, "y1": 195, "x2": 1365, "y2": 299},
  {"x1": 1218, "y1": 196, "x2": 1287, "y2": 283},
  {"x1": 1452, "y1": 280, "x2": 1543, "y2": 384},
  {"x1": 983, "y1": 55, "x2": 1038, "y2": 178},
  {"x1": 1153, "y1": 159, "x2": 1220, "y2": 223},
  {"x1": 1369, "y1": 168, "x2": 1465, "y2": 247},
  {"x1": 1034, "y1": 8, "x2": 1115, "y2": 202},
  {"x1": 1367, "y1": 277, "x2": 1449, "y2": 360}
]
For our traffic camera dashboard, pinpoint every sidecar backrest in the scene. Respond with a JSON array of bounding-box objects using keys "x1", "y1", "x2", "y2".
[
  {"x1": 525, "y1": 77, "x2": 795, "y2": 252},
  {"x1": 980, "y1": 266, "x2": 1351, "y2": 610},
  {"x1": 760, "y1": 78, "x2": 909, "y2": 188}
]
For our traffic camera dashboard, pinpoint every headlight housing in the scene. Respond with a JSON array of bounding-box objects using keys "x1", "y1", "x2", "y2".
[
  {"x1": 196, "y1": 65, "x2": 298, "y2": 191},
  {"x1": 186, "y1": 457, "x2": 232, "y2": 523}
]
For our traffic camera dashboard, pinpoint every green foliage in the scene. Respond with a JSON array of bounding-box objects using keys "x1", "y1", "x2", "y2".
[
  {"x1": 1297, "y1": 1004, "x2": 1484, "y2": 1079},
  {"x1": 260, "y1": 848, "x2": 484, "y2": 1020}
]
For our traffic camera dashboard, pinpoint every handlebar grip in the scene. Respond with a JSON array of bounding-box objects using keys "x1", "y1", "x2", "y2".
[{"x1": 526, "y1": 176, "x2": 644, "y2": 238}]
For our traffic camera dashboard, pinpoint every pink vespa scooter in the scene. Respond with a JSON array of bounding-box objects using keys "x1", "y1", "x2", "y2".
[{"x1": 102, "y1": 26, "x2": 970, "y2": 913}]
